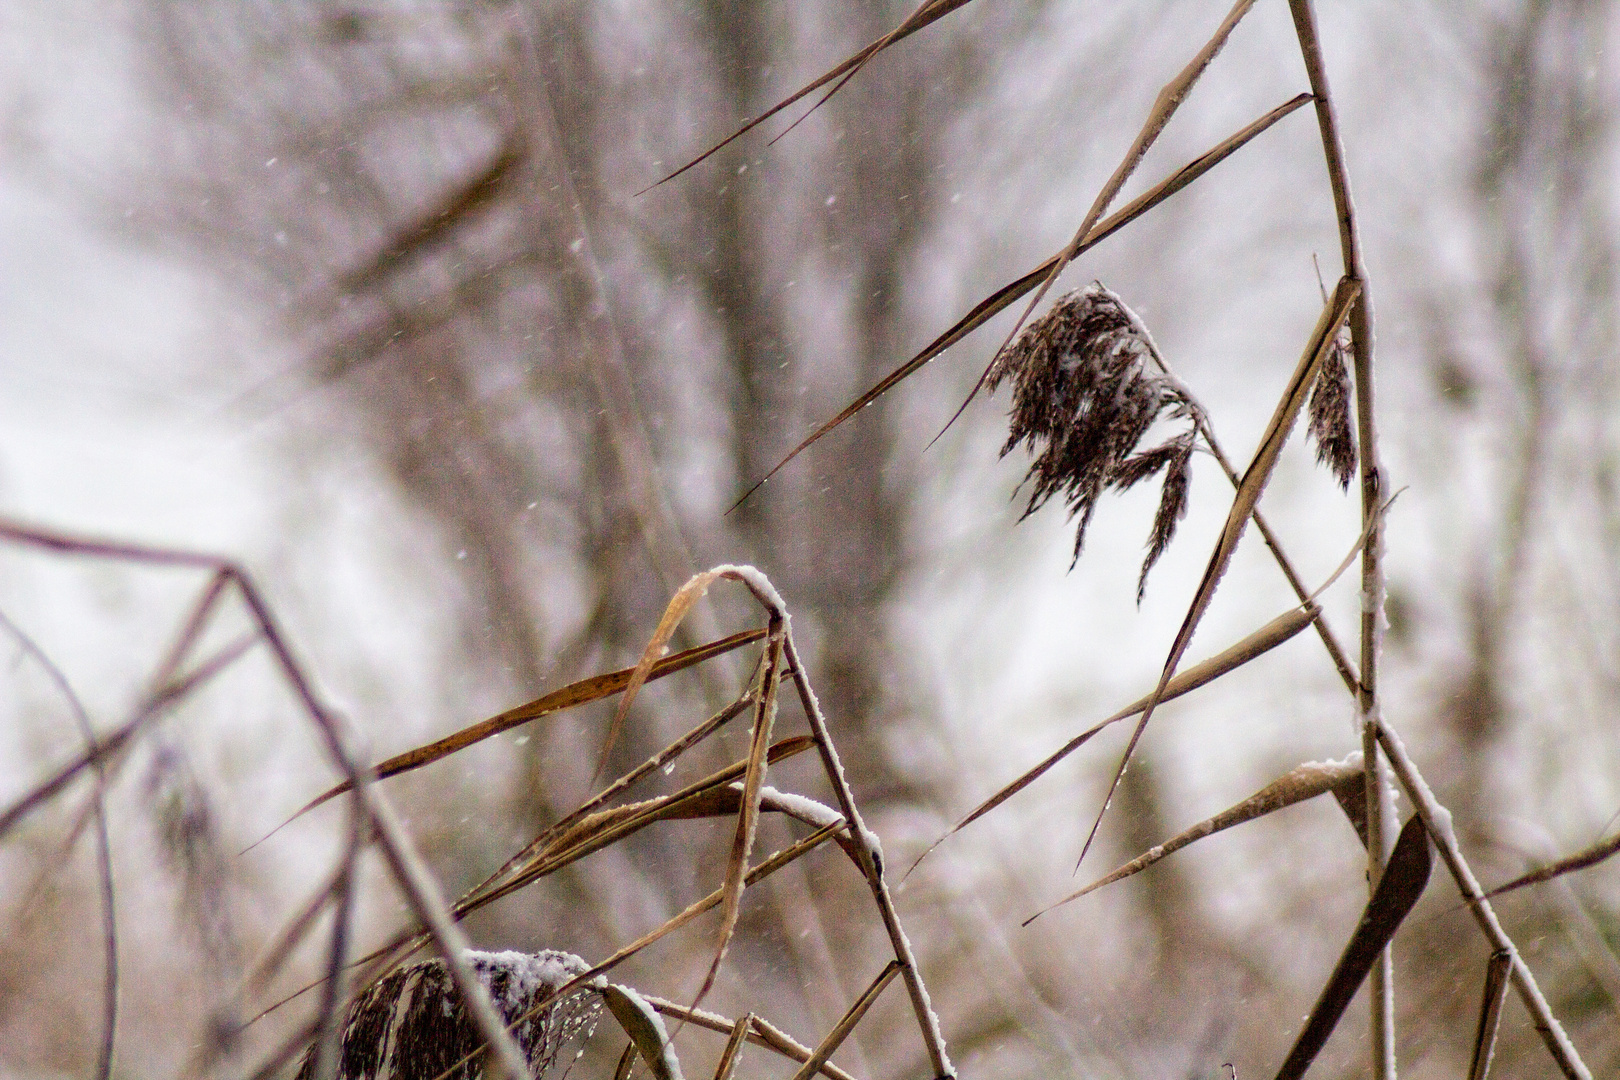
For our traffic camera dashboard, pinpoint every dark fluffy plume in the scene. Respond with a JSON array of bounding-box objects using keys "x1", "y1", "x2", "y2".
[
  {"x1": 988, "y1": 282, "x2": 1200, "y2": 600},
  {"x1": 1307, "y1": 326, "x2": 1357, "y2": 489}
]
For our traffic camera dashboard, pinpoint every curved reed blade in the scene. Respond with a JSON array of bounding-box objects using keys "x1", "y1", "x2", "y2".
[
  {"x1": 906, "y1": 603, "x2": 1317, "y2": 878},
  {"x1": 787, "y1": 962, "x2": 901, "y2": 1080},
  {"x1": 474, "y1": 737, "x2": 818, "y2": 908},
  {"x1": 711, "y1": 1013, "x2": 751, "y2": 1080},
  {"x1": 1481, "y1": 830, "x2": 1620, "y2": 900},
  {"x1": 602, "y1": 570, "x2": 736, "y2": 777},
  {"x1": 729, "y1": 92, "x2": 1311, "y2": 513},
  {"x1": 1467, "y1": 950, "x2": 1513, "y2": 1080},
  {"x1": 1272, "y1": 813, "x2": 1432, "y2": 1080},
  {"x1": 603, "y1": 984, "x2": 686, "y2": 1080},
  {"x1": 1075, "y1": 276, "x2": 1360, "y2": 872},
  {"x1": 638, "y1": 999, "x2": 860, "y2": 1080},
  {"x1": 256, "y1": 627, "x2": 765, "y2": 844},
  {"x1": 690, "y1": 632, "x2": 785, "y2": 1014},
  {"x1": 947, "y1": 0, "x2": 1263, "y2": 443},
  {"x1": 637, "y1": 0, "x2": 974, "y2": 195},
  {"x1": 1025, "y1": 757, "x2": 1362, "y2": 923}
]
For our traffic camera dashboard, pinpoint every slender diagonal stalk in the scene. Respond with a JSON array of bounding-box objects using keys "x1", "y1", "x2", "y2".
[
  {"x1": 1128, "y1": 316, "x2": 1359, "y2": 696},
  {"x1": 1285, "y1": 3, "x2": 1393, "y2": 1075},
  {"x1": 782, "y1": 626, "x2": 954, "y2": 1080},
  {"x1": 1374, "y1": 721, "x2": 1591, "y2": 1080}
]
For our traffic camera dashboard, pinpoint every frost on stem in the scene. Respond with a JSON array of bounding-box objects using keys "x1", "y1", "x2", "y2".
[{"x1": 987, "y1": 282, "x2": 1199, "y2": 601}]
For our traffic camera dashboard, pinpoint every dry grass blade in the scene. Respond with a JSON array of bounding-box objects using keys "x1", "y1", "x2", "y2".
[
  {"x1": 691, "y1": 631, "x2": 784, "y2": 1012},
  {"x1": 788, "y1": 962, "x2": 901, "y2": 1080},
  {"x1": 1075, "y1": 276, "x2": 1361, "y2": 871},
  {"x1": 1468, "y1": 950, "x2": 1513, "y2": 1080},
  {"x1": 1374, "y1": 720, "x2": 1592, "y2": 1080},
  {"x1": 1480, "y1": 830, "x2": 1620, "y2": 900},
  {"x1": 456, "y1": 690, "x2": 762, "y2": 912},
  {"x1": 459, "y1": 736, "x2": 819, "y2": 914},
  {"x1": 641, "y1": 1000, "x2": 861, "y2": 1080},
  {"x1": 265, "y1": 626, "x2": 765, "y2": 836},
  {"x1": 728, "y1": 93, "x2": 1312, "y2": 511},
  {"x1": 712, "y1": 1013, "x2": 752, "y2": 1080},
  {"x1": 637, "y1": 0, "x2": 973, "y2": 194},
  {"x1": 949, "y1": 0, "x2": 1261, "y2": 439},
  {"x1": 613, "y1": 1042, "x2": 636, "y2": 1080},
  {"x1": 602, "y1": 984, "x2": 686, "y2": 1080},
  {"x1": 909, "y1": 603, "x2": 1318, "y2": 876},
  {"x1": 1026, "y1": 756, "x2": 1362, "y2": 923},
  {"x1": 301, "y1": 738, "x2": 822, "y2": 1015},
  {"x1": 605, "y1": 570, "x2": 765, "y2": 776},
  {"x1": 252, "y1": 803, "x2": 838, "y2": 1039},
  {"x1": 423, "y1": 822, "x2": 848, "y2": 1080},
  {"x1": 1272, "y1": 813, "x2": 1432, "y2": 1080}
]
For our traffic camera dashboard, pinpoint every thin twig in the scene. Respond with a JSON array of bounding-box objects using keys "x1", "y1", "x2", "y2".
[
  {"x1": 0, "y1": 608, "x2": 120, "y2": 1080},
  {"x1": 781, "y1": 624, "x2": 955, "y2": 1079},
  {"x1": 307, "y1": 799, "x2": 362, "y2": 1080},
  {"x1": 788, "y1": 962, "x2": 901, "y2": 1080},
  {"x1": 1374, "y1": 721, "x2": 1591, "y2": 1080},
  {"x1": 641, "y1": 998, "x2": 862, "y2": 1080}
]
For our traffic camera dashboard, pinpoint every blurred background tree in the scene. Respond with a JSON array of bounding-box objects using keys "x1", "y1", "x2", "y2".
[{"x1": 1, "y1": 2, "x2": 1617, "y2": 1079}]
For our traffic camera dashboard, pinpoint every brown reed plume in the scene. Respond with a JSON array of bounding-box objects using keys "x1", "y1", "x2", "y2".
[{"x1": 987, "y1": 282, "x2": 1200, "y2": 601}]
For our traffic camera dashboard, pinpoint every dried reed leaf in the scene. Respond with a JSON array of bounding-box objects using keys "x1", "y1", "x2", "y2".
[
  {"x1": 909, "y1": 603, "x2": 1318, "y2": 876},
  {"x1": 281, "y1": 740, "x2": 827, "y2": 1018},
  {"x1": 1076, "y1": 276, "x2": 1361, "y2": 870},
  {"x1": 1331, "y1": 776, "x2": 1370, "y2": 849},
  {"x1": 711, "y1": 1014, "x2": 751, "y2": 1080},
  {"x1": 692, "y1": 632, "x2": 785, "y2": 1013},
  {"x1": 1468, "y1": 950, "x2": 1513, "y2": 1080},
  {"x1": 638, "y1": 1000, "x2": 859, "y2": 1080},
  {"x1": 639, "y1": 0, "x2": 973, "y2": 194},
  {"x1": 605, "y1": 571, "x2": 740, "y2": 775},
  {"x1": 1273, "y1": 813, "x2": 1432, "y2": 1080},
  {"x1": 602, "y1": 984, "x2": 686, "y2": 1080},
  {"x1": 787, "y1": 962, "x2": 901, "y2": 1080},
  {"x1": 456, "y1": 689, "x2": 762, "y2": 918},
  {"x1": 542, "y1": 691, "x2": 759, "y2": 846},
  {"x1": 1027, "y1": 756, "x2": 1363, "y2": 922},
  {"x1": 728, "y1": 94, "x2": 1312, "y2": 511},
  {"x1": 265, "y1": 627, "x2": 765, "y2": 838},
  {"x1": 956, "y1": 0, "x2": 1262, "y2": 436},
  {"x1": 1481, "y1": 829, "x2": 1620, "y2": 900},
  {"x1": 483, "y1": 736, "x2": 817, "y2": 903},
  {"x1": 988, "y1": 283, "x2": 1200, "y2": 597},
  {"x1": 613, "y1": 1043, "x2": 636, "y2": 1080},
  {"x1": 476, "y1": 822, "x2": 847, "y2": 1066}
]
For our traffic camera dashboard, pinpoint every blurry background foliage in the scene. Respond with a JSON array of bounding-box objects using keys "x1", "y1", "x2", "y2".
[{"x1": 1, "y1": 1, "x2": 1618, "y2": 1078}]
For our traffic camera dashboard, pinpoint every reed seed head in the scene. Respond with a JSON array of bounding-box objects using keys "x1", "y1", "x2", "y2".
[
  {"x1": 988, "y1": 282, "x2": 1200, "y2": 601},
  {"x1": 1307, "y1": 324, "x2": 1358, "y2": 489}
]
